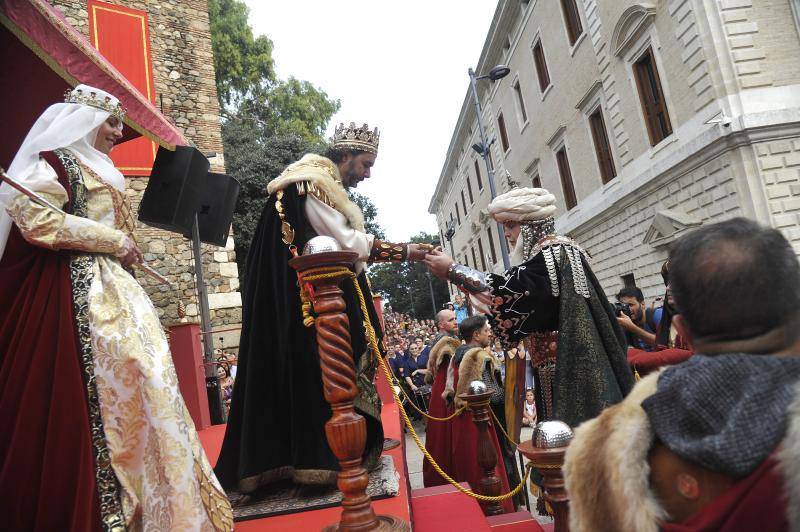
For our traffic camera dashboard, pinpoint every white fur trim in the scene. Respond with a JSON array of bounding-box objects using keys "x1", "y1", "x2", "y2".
[{"x1": 267, "y1": 153, "x2": 365, "y2": 232}]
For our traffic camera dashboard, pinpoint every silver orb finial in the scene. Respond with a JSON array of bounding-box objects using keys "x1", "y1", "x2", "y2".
[
  {"x1": 302, "y1": 236, "x2": 342, "y2": 255},
  {"x1": 532, "y1": 420, "x2": 573, "y2": 448},
  {"x1": 468, "y1": 380, "x2": 488, "y2": 395}
]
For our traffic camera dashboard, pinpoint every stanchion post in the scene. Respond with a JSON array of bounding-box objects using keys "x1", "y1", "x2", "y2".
[
  {"x1": 459, "y1": 388, "x2": 504, "y2": 516},
  {"x1": 518, "y1": 421, "x2": 573, "y2": 532},
  {"x1": 289, "y1": 250, "x2": 408, "y2": 532}
]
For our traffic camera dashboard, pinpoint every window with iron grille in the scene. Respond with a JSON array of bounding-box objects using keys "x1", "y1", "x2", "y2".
[
  {"x1": 589, "y1": 108, "x2": 617, "y2": 184},
  {"x1": 555, "y1": 147, "x2": 578, "y2": 210},
  {"x1": 633, "y1": 48, "x2": 673, "y2": 146},
  {"x1": 532, "y1": 40, "x2": 551, "y2": 93}
]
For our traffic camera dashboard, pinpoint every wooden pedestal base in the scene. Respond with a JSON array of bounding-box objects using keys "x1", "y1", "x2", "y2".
[
  {"x1": 518, "y1": 440, "x2": 570, "y2": 532},
  {"x1": 290, "y1": 251, "x2": 410, "y2": 532}
]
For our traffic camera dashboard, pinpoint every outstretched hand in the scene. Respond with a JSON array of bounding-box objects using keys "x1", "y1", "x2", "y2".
[
  {"x1": 422, "y1": 249, "x2": 454, "y2": 280},
  {"x1": 407, "y1": 243, "x2": 435, "y2": 261}
]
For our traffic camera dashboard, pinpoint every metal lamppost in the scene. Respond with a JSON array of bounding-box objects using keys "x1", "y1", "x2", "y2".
[
  {"x1": 426, "y1": 271, "x2": 438, "y2": 317},
  {"x1": 468, "y1": 64, "x2": 511, "y2": 270},
  {"x1": 444, "y1": 221, "x2": 457, "y2": 296}
]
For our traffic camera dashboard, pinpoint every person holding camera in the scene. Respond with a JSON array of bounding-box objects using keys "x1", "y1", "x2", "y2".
[{"x1": 615, "y1": 286, "x2": 656, "y2": 351}]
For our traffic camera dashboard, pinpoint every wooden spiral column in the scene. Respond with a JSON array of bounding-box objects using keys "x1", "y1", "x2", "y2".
[
  {"x1": 290, "y1": 251, "x2": 408, "y2": 532},
  {"x1": 458, "y1": 390, "x2": 504, "y2": 516},
  {"x1": 518, "y1": 439, "x2": 570, "y2": 532}
]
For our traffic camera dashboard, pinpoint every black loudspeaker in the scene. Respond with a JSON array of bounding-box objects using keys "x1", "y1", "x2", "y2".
[
  {"x1": 185, "y1": 172, "x2": 240, "y2": 247},
  {"x1": 139, "y1": 146, "x2": 210, "y2": 234}
]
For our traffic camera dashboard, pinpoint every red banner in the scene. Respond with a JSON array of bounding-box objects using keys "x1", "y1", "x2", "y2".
[{"x1": 88, "y1": 0, "x2": 157, "y2": 176}]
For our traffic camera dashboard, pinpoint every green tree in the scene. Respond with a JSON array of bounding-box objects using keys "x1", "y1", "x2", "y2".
[
  {"x1": 368, "y1": 232, "x2": 448, "y2": 320},
  {"x1": 208, "y1": 0, "x2": 275, "y2": 106},
  {"x1": 349, "y1": 192, "x2": 385, "y2": 240},
  {"x1": 209, "y1": 0, "x2": 345, "y2": 280}
]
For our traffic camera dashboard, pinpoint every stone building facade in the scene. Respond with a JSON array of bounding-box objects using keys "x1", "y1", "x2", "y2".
[
  {"x1": 429, "y1": 0, "x2": 800, "y2": 302},
  {"x1": 51, "y1": 0, "x2": 242, "y2": 349}
]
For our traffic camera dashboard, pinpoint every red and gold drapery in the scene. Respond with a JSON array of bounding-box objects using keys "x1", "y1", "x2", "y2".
[{"x1": 0, "y1": 0, "x2": 187, "y2": 168}]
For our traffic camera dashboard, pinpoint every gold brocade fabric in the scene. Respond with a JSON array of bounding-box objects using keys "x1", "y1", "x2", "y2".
[{"x1": 7, "y1": 161, "x2": 233, "y2": 531}]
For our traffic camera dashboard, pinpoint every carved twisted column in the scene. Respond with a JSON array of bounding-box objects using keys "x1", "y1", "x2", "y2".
[
  {"x1": 290, "y1": 251, "x2": 408, "y2": 532},
  {"x1": 458, "y1": 390, "x2": 504, "y2": 516},
  {"x1": 518, "y1": 440, "x2": 570, "y2": 532}
]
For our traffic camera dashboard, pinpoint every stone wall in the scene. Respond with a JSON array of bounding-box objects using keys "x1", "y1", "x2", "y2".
[
  {"x1": 51, "y1": 0, "x2": 242, "y2": 348},
  {"x1": 573, "y1": 149, "x2": 745, "y2": 300}
]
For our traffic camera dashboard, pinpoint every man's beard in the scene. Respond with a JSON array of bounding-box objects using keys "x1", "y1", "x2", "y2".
[{"x1": 344, "y1": 161, "x2": 360, "y2": 188}]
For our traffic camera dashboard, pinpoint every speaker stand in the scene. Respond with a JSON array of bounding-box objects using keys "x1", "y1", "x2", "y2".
[{"x1": 192, "y1": 213, "x2": 224, "y2": 424}]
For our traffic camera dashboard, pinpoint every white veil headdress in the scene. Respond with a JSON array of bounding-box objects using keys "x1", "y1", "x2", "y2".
[{"x1": 0, "y1": 84, "x2": 126, "y2": 259}]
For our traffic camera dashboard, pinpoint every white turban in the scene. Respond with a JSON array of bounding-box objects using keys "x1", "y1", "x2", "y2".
[{"x1": 487, "y1": 187, "x2": 557, "y2": 222}]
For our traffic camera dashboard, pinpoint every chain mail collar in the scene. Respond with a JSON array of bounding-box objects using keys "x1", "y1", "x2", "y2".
[{"x1": 519, "y1": 219, "x2": 591, "y2": 299}]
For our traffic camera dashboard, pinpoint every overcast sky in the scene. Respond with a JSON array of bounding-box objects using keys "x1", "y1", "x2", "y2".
[{"x1": 243, "y1": 1, "x2": 498, "y2": 242}]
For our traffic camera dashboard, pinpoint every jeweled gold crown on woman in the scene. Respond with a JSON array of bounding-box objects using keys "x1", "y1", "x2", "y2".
[
  {"x1": 332, "y1": 122, "x2": 380, "y2": 154},
  {"x1": 64, "y1": 87, "x2": 126, "y2": 120}
]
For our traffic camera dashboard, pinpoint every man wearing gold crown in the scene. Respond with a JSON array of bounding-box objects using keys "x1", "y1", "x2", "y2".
[
  {"x1": 215, "y1": 122, "x2": 432, "y2": 496},
  {"x1": 0, "y1": 85, "x2": 232, "y2": 530}
]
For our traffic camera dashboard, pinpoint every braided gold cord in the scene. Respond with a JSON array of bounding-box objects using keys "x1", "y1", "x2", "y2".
[
  {"x1": 300, "y1": 265, "x2": 530, "y2": 502},
  {"x1": 393, "y1": 386, "x2": 466, "y2": 422},
  {"x1": 489, "y1": 407, "x2": 519, "y2": 447}
]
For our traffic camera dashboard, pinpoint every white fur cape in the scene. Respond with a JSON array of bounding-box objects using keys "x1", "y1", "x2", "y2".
[{"x1": 266, "y1": 153, "x2": 365, "y2": 232}]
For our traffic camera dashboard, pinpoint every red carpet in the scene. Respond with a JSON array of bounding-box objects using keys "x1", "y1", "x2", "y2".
[
  {"x1": 199, "y1": 371, "x2": 412, "y2": 531},
  {"x1": 411, "y1": 484, "x2": 491, "y2": 532}
]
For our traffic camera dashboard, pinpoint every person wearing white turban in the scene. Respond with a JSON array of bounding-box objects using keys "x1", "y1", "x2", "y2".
[
  {"x1": 424, "y1": 185, "x2": 634, "y2": 490},
  {"x1": 0, "y1": 85, "x2": 232, "y2": 530}
]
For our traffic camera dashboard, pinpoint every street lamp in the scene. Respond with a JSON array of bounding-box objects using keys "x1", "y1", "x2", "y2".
[
  {"x1": 468, "y1": 64, "x2": 511, "y2": 270},
  {"x1": 444, "y1": 220, "x2": 457, "y2": 296}
]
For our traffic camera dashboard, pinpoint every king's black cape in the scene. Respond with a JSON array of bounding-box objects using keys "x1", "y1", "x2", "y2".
[{"x1": 215, "y1": 185, "x2": 383, "y2": 491}]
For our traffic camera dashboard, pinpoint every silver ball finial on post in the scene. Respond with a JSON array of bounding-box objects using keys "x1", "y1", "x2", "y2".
[
  {"x1": 532, "y1": 420, "x2": 573, "y2": 449},
  {"x1": 468, "y1": 380, "x2": 488, "y2": 395},
  {"x1": 302, "y1": 235, "x2": 342, "y2": 255}
]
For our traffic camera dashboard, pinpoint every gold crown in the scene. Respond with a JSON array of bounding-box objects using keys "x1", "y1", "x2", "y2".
[
  {"x1": 332, "y1": 122, "x2": 380, "y2": 154},
  {"x1": 64, "y1": 88, "x2": 126, "y2": 120}
]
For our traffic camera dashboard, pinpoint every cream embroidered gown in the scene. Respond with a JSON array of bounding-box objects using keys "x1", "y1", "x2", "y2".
[{"x1": 6, "y1": 152, "x2": 233, "y2": 531}]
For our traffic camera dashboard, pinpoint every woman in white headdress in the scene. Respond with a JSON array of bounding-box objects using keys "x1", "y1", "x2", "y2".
[{"x1": 0, "y1": 85, "x2": 232, "y2": 531}]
